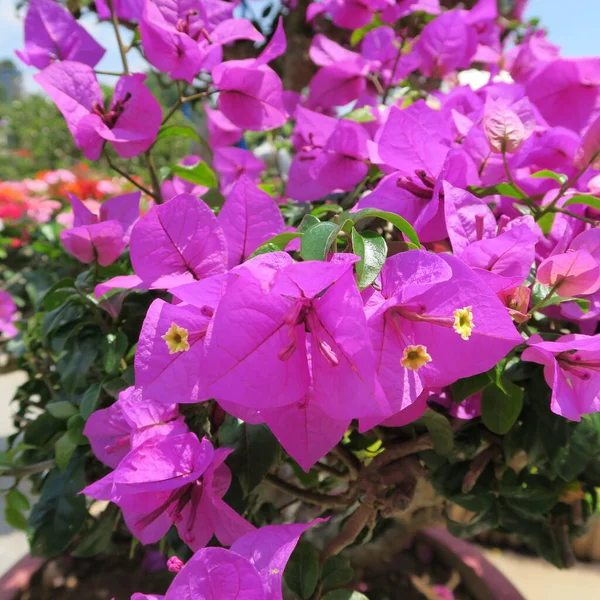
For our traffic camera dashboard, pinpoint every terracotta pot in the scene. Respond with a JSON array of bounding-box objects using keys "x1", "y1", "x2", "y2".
[
  {"x1": 418, "y1": 528, "x2": 525, "y2": 600},
  {"x1": 0, "y1": 556, "x2": 44, "y2": 600}
]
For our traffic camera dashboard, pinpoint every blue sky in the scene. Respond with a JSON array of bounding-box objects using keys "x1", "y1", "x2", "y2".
[{"x1": 0, "y1": 0, "x2": 598, "y2": 93}]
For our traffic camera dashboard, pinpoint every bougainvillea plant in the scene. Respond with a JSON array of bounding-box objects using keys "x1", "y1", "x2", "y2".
[{"x1": 3, "y1": 0, "x2": 600, "y2": 597}]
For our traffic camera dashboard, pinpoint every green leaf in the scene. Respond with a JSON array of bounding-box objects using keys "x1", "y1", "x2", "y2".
[
  {"x1": 481, "y1": 379, "x2": 524, "y2": 435},
  {"x1": 321, "y1": 555, "x2": 355, "y2": 592},
  {"x1": 42, "y1": 278, "x2": 76, "y2": 311},
  {"x1": 323, "y1": 592, "x2": 370, "y2": 600},
  {"x1": 170, "y1": 161, "x2": 218, "y2": 188},
  {"x1": 531, "y1": 282, "x2": 591, "y2": 313},
  {"x1": 563, "y1": 194, "x2": 600, "y2": 211},
  {"x1": 300, "y1": 222, "x2": 341, "y2": 261},
  {"x1": 217, "y1": 418, "x2": 280, "y2": 495},
  {"x1": 67, "y1": 415, "x2": 88, "y2": 446},
  {"x1": 5, "y1": 487, "x2": 30, "y2": 531},
  {"x1": 350, "y1": 13, "x2": 383, "y2": 45},
  {"x1": 537, "y1": 211, "x2": 556, "y2": 235},
  {"x1": 349, "y1": 208, "x2": 421, "y2": 248},
  {"x1": 447, "y1": 506, "x2": 499, "y2": 538},
  {"x1": 41, "y1": 299, "x2": 85, "y2": 341},
  {"x1": 249, "y1": 232, "x2": 302, "y2": 258},
  {"x1": 451, "y1": 372, "x2": 493, "y2": 403},
  {"x1": 5, "y1": 506, "x2": 28, "y2": 531},
  {"x1": 351, "y1": 229, "x2": 387, "y2": 290},
  {"x1": 284, "y1": 541, "x2": 319, "y2": 599},
  {"x1": 55, "y1": 432, "x2": 78, "y2": 471},
  {"x1": 24, "y1": 412, "x2": 64, "y2": 447},
  {"x1": 102, "y1": 332, "x2": 128, "y2": 374},
  {"x1": 156, "y1": 124, "x2": 200, "y2": 143},
  {"x1": 552, "y1": 420, "x2": 598, "y2": 481},
  {"x1": 500, "y1": 485, "x2": 557, "y2": 517},
  {"x1": 530, "y1": 170, "x2": 568, "y2": 185},
  {"x1": 7, "y1": 488, "x2": 30, "y2": 512},
  {"x1": 46, "y1": 401, "x2": 78, "y2": 420},
  {"x1": 155, "y1": 125, "x2": 213, "y2": 158},
  {"x1": 419, "y1": 410, "x2": 453, "y2": 456},
  {"x1": 80, "y1": 383, "x2": 102, "y2": 420},
  {"x1": 468, "y1": 183, "x2": 524, "y2": 200},
  {"x1": 297, "y1": 214, "x2": 321, "y2": 233},
  {"x1": 448, "y1": 492, "x2": 494, "y2": 513},
  {"x1": 343, "y1": 107, "x2": 376, "y2": 123},
  {"x1": 257, "y1": 183, "x2": 278, "y2": 197},
  {"x1": 56, "y1": 329, "x2": 102, "y2": 393},
  {"x1": 311, "y1": 204, "x2": 344, "y2": 218},
  {"x1": 28, "y1": 453, "x2": 87, "y2": 556},
  {"x1": 72, "y1": 509, "x2": 117, "y2": 557}
]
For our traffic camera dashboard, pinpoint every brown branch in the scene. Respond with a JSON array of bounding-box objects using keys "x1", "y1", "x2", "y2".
[
  {"x1": 552, "y1": 517, "x2": 576, "y2": 568},
  {"x1": 314, "y1": 462, "x2": 349, "y2": 481},
  {"x1": 103, "y1": 151, "x2": 157, "y2": 200},
  {"x1": 263, "y1": 474, "x2": 354, "y2": 509},
  {"x1": 330, "y1": 445, "x2": 361, "y2": 481},
  {"x1": 552, "y1": 206, "x2": 598, "y2": 226},
  {"x1": 321, "y1": 502, "x2": 378, "y2": 561},
  {"x1": 462, "y1": 445, "x2": 500, "y2": 493},
  {"x1": 363, "y1": 435, "x2": 434, "y2": 479},
  {"x1": 144, "y1": 151, "x2": 164, "y2": 204},
  {"x1": 0, "y1": 459, "x2": 55, "y2": 478}
]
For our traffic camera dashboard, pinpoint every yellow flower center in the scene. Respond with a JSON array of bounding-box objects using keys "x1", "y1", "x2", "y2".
[
  {"x1": 453, "y1": 306, "x2": 474, "y2": 340},
  {"x1": 162, "y1": 322, "x2": 190, "y2": 354},
  {"x1": 400, "y1": 345, "x2": 432, "y2": 371}
]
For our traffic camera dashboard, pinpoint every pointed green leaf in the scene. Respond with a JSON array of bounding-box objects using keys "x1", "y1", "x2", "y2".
[
  {"x1": 530, "y1": 170, "x2": 568, "y2": 185},
  {"x1": 563, "y1": 194, "x2": 600, "y2": 211},
  {"x1": 349, "y1": 208, "x2": 421, "y2": 248},
  {"x1": 284, "y1": 542, "x2": 319, "y2": 599},
  {"x1": 170, "y1": 161, "x2": 218, "y2": 188},
  {"x1": 481, "y1": 380, "x2": 523, "y2": 435},
  {"x1": 351, "y1": 229, "x2": 387, "y2": 290},
  {"x1": 300, "y1": 222, "x2": 341, "y2": 261}
]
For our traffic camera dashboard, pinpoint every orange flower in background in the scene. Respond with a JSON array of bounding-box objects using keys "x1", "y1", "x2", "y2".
[{"x1": 0, "y1": 182, "x2": 26, "y2": 220}]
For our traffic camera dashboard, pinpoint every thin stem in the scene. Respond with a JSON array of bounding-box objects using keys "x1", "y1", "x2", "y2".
[
  {"x1": 382, "y1": 42, "x2": 403, "y2": 104},
  {"x1": 536, "y1": 151, "x2": 600, "y2": 219},
  {"x1": 552, "y1": 206, "x2": 598, "y2": 226},
  {"x1": 321, "y1": 502, "x2": 377, "y2": 560},
  {"x1": 161, "y1": 85, "x2": 214, "y2": 125},
  {"x1": 161, "y1": 81, "x2": 183, "y2": 125},
  {"x1": 342, "y1": 175, "x2": 369, "y2": 210},
  {"x1": 367, "y1": 74, "x2": 385, "y2": 97},
  {"x1": 263, "y1": 474, "x2": 354, "y2": 509},
  {"x1": 528, "y1": 281, "x2": 561, "y2": 315},
  {"x1": 502, "y1": 151, "x2": 538, "y2": 214},
  {"x1": 0, "y1": 459, "x2": 55, "y2": 478},
  {"x1": 95, "y1": 69, "x2": 127, "y2": 77},
  {"x1": 106, "y1": 0, "x2": 129, "y2": 75},
  {"x1": 103, "y1": 150, "x2": 157, "y2": 199},
  {"x1": 145, "y1": 151, "x2": 164, "y2": 204},
  {"x1": 181, "y1": 89, "x2": 215, "y2": 103}
]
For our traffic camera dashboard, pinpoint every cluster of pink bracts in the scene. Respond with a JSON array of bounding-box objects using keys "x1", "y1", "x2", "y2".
[{"x1": 12, "y1": 0, "x2": 600, "y2": 597}]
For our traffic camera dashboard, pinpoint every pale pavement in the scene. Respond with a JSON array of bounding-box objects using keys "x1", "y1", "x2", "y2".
[
  {"x1": 0, "y1": 373, "x2": 598, "y2": 597},
  {"x1": 0, "y1": 370, "x2": 29, "y2": 574}
]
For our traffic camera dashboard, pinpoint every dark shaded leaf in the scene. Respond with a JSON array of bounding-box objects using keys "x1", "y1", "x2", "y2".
[
  {"x1": 284, "y1": 541, "x2": 319, "y2": 599},
  {"x1": 218, "y1": 417, "x2": 280, "y2": 495}
]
